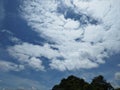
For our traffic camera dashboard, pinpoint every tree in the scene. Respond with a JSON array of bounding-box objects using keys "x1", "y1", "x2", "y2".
[
  {"x1": 52, "y1": 75, "x2": 88, "y2": 90},
  {"x1": 83, "y1": 83, "x2": 92, "y2": 90},
  {"x1": 115, "y1": 88, "x2": 120, "y2": 90},
  {"x1": 91, "y1": 75, "x2": 114, "y2": 90},
  {"x1": 52, "y1": 75, "x2": 116, "y2": 90}
]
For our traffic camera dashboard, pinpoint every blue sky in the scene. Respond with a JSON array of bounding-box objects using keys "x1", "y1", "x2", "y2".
[{"x1": 0, "y1": 0, "x2": 120, "y2": 90}]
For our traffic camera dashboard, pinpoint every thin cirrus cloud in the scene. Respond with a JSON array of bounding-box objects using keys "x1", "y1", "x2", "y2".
[
  {"x1": 0, "y1": 60, "x2": 24, "y2": 72},
  {"x1": 115, "y1": 64, "x2": 120, "y2": 80},
  {"x1": 0, "y1": 73, "x2": 48, "y2": 90},
  {"x1": 115, "y1": 72, "x2": 120, "y2": 80},
  {"x1": 8, "y1": 0, "x2": 120, "y2": 71},
  {"x1": 118, "y1": 64, "x2": 120, "y2": 67}
]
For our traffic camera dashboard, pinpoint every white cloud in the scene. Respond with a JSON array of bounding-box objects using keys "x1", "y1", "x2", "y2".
[
  {"x1": 64, "y1": 19, "x2": 80, "y2": 29},
  {"x1": 110, "y1": 78, "x2": 120, "y2": 89},
  {"x1": 8, "y1": 42, "x2": 59, "y2": 71},
  {"x1": 50, "y1": 58, "x2": 98, "y2": 71},
  {"x1": 0, "y1": 60, "x2": 24, "y2": 72},
  {"x1": 118, "y1": 64, "x2": 120, "y2": 67},
  {"x1": 115, "y1": 72, "x2": 120, "y2": 80},
  {"x1": 74, "y1": 0, "x2": 112, "y2": 17},
  {"x1": 8, "y1": 42, "x2": 59, "y2": 59},
  {"x1": 15, "y1": 0, "x2": 120, "y2": 71},
  {"x1": 1, "y1": 29, "x2": 13, "y2": 35},
  {"x1": 29, "y1": 57, "x2": 45, "y2": 71}
]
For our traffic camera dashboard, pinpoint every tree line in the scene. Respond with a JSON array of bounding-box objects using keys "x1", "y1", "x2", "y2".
[{"x1": 52, "y1": 75, "x2": 120, "y2": 90}]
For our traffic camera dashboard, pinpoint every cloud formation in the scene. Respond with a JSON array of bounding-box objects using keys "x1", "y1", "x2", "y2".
[
  {"x1": 0, "y1": 60, "x2": 24, "y2": 72},
  {"x1": 8, "y1": 0, "x2": 120, "y2": 71},
  {"x1": 115, "y1": 72, "x2": 120, "y2": 80},
  {"x1": 118, "y1": 64, "x2": 120, "y2": 67},
  {"x1": 8, "y1": 43, "x2": 56, "y2": 71}
]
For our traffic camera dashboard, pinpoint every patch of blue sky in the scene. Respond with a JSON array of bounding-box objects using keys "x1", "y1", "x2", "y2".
[
  {"x1": 57, "y1": 4, "x2": 99, "y2": 26},
  {"x1": 2, "y1": 0, "x2": 47, "y2": 47},
  {"x1": 0, "y1": 0, "x2": 120, "y2": 89}
]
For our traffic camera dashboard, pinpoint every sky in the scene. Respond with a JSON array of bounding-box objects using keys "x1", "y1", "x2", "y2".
[{"x1": 0, "y1": 0, "x2": 120, "y2": 90}]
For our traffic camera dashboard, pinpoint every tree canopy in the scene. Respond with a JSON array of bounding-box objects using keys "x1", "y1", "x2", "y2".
[{"x1": 52, "y1": 75, "x2": 119, "y2": 90}]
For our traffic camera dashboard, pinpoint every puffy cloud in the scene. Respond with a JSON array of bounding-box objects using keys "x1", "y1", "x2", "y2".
[
  {"x1": 8, "y1": 42, "x2": 60, "y2": 71},
  {"x1": 13, "y1": 0, "x2": 120, "y2": 71},
  {"x1": 64, "y1": 19, "x2": 80, "y2": 29},
  {"x1": 8, "y1": 42, "x2": 59, "y2": 59},
  {"x1": 29, "y1": 57, "x2": 45, "y2": 71},
  {"x1": 0, "y1": 60, "x2": 24, "y2": 72},
  {"x1": 73, "y1": 0, "x2": 112, "y2": 17}
]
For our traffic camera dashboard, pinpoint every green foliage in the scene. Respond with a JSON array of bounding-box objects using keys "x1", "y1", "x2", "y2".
[{"x1": 52, "y1": 75, "x2": 116, "y2": 90}]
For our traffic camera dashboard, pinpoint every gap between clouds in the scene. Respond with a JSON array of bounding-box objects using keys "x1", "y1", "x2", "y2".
[
  {"x1": 7, "y1": 0, "x2": 120, "y2": 71},
  {"x1": 0, "y1": 0, "x2": 5, "y2": 26}
]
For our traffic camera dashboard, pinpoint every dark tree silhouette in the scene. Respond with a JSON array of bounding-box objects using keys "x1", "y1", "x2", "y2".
[
  {"x1": 91, "y1": 75, "x2": 114, "y2": 90},
  {"x1": 52, "y1": 75, "x2": 118, "y2": 90},
  {"x1": 115, "y1": 88, "x2": 120, "y2": 90},
  {"x1": 52, "y1": 75, "x2": 88, "y2": 90}
]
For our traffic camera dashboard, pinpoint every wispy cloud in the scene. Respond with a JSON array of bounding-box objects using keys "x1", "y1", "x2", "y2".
[
  {"x1": 0, "y1": 60, "x2": 24, "y2": 72},
  {"x1": 115, "y1": 72, "x2": 120, "y2": 80},
  {"x1": 118, "y1": 64, "x2": 120, "y2": 67},
  {"x1": 8, "y1": 0, "x2": 120, "y2": 71},
  {"x1": 111, "y1": 72, "x2": 120, "y2": 88},
  {"x1": 0, "y1": 73, "x2": 48, "y2": 90}
]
